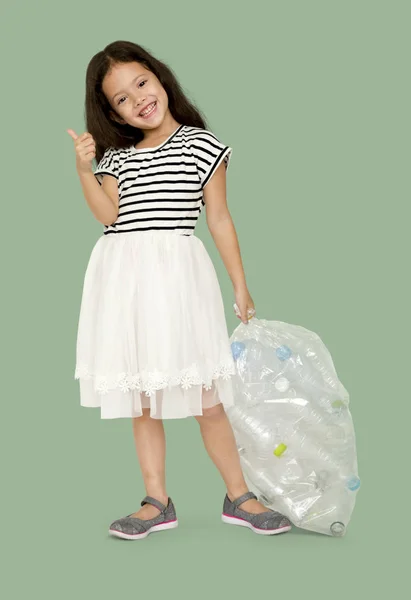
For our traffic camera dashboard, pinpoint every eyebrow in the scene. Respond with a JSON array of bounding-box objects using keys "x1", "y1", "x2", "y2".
[{"x1": 111, "y1": 74, "x2": 145, "y2": 102}]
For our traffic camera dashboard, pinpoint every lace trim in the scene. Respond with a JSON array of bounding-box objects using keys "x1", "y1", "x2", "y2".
[{"x1": 74, "y1": 360, "x2": 236, "y2": 397}]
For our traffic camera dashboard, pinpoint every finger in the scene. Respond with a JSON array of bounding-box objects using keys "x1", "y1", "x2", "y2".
[
  {"x1": 82, "y1": 139, "x2": 96, "y2": 150},
  {"x1": 247, "y1": 308, "x2": 256, "y2": 320},
  {"x1": 67, "y1": 130, "x2": 93, "y2": 145},
  {"x1": 67, "y1": 129, "x2": 78, "y2": 140}
]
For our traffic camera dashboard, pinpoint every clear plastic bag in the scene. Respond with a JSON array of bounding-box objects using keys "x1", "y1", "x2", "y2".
[{"x1": 228, "y1": 313, "x2": 359, "y2": 536}]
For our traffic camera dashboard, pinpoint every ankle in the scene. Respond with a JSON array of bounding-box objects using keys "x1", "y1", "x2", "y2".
[
  {"x1": 227, "y1": 487, "x2": 249, "y2": 502},
  {"x1": 146, "y1": 493, "x2": 169, "y2": 505}
]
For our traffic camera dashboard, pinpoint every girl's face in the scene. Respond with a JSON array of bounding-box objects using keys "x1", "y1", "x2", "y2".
[{"x1": 103, "y1": 62, "x2": 169, "y2": 130}]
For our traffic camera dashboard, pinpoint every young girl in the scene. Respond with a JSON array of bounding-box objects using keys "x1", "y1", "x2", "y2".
[{"x1": 68, "y1": 40, "x2": 291, "y2": 540}]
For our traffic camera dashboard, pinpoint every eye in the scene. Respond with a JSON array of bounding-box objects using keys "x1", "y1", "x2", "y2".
[{"x1": 117, "y1": 80, "x2": 147, "y2": 105}]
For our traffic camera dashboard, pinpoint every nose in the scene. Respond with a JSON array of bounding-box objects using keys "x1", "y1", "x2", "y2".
[{"x1": 135, "y1": 95, "x2": 146, "y2": 109}]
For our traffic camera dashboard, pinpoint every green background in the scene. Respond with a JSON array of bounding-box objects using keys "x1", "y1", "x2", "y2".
[{"x1": 2, "y1": 0, "x2": 408, "y2": 597}]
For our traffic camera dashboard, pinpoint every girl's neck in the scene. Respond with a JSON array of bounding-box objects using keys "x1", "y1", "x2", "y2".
[
  {"x1": 139, "y1": 117, "x2": 181, "y2": 146},
  {"x1": 134, "y1": 126, "x2": 181, "y2": 151}
]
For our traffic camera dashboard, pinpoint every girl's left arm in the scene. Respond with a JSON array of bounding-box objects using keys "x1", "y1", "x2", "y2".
[{"x1": 204, "y1": 163, "x2": 256, "y2": 325}]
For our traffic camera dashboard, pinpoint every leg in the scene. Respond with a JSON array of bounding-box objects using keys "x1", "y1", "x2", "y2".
[
  {"x1": 194, "y1": 403, "x2": 270, "y2": 514},
  {"x1": 129, "y1": 407, "x2": 169, "y2": 520}
]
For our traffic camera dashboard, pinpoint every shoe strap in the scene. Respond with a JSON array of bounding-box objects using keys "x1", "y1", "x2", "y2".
[
  {"x1": 141, "y1": 495, "x2": 168, "y2": 512},
  {"x1": 231, "y1": 491, "x2": 257, "y2": 509}
]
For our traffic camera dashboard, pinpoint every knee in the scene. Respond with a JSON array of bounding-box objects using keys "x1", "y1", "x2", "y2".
[{"x1": 194, "y1": 403, "x2": 225, "y2": 423}]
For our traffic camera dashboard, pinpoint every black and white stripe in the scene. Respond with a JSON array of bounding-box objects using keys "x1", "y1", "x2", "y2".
[{"x1": 94, "y1": 124, "x2": 232, "y2": 235}]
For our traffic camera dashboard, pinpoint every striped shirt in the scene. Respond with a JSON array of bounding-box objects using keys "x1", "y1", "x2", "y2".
[{"x1": 94, "y1": 124, "x2": 232, "y2": 235}]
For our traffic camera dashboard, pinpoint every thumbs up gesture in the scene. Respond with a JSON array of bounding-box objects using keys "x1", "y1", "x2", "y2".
[{"x1": 67, "y1": 129, "x2": 96, "y2": 175}]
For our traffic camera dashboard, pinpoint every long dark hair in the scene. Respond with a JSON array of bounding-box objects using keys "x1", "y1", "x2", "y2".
[{"x1": 85, "y1": 40, "x2": 208, "y2": 164}]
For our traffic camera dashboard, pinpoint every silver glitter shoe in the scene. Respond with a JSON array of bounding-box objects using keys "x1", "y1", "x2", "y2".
[
  {"x1": 222, "y1": 491, "x2": 292, "y2": 535},
  {"x1": 109, "y1": 495, "x2": 178, "y2": 540}
]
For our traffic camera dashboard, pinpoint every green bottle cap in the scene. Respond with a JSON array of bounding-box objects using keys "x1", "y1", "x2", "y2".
[{"x1": 273, "y1": 443, "x2": 287, "y2": 457}]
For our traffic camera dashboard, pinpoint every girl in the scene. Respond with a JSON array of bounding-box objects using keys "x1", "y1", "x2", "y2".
[{"x1": 68, "y1": 40, "x2": 291, "y2": 540}]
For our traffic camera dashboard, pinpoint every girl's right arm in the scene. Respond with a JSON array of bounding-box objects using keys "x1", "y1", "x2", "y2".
[
  {"x1": 77, "y1": 170, "x2": 119, "y2": 226},
  {"x1": 67, "y1": 129, "x2": 118, "y2": 226}
]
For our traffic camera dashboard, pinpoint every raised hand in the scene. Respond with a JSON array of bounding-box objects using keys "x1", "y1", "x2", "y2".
[{"x1": 67, "y1": 129, "x2": 96, "y2": 175}]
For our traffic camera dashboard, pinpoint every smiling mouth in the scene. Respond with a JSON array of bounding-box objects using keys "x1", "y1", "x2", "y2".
[{"x1": 139, "y1": 101, "x2": 157, "y2": 118}]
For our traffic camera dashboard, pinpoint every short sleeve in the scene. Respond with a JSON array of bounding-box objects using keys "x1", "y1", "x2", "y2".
[
  {"x1": 94, "y1": 147, "x2": 119, "y2": 185},
  {"x1": 191, "y1": 130, "x2": 232, "y2": 189}
]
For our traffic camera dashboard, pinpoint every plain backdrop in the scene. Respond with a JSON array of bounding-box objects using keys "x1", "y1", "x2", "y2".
[{"x1": 1, "y1": 0, "x2": 408, "y2": 598}]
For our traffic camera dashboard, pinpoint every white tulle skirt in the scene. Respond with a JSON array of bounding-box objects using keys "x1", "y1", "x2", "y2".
[{"x1": 74, "y1": 230, "x2": 236, "y2": 419}]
